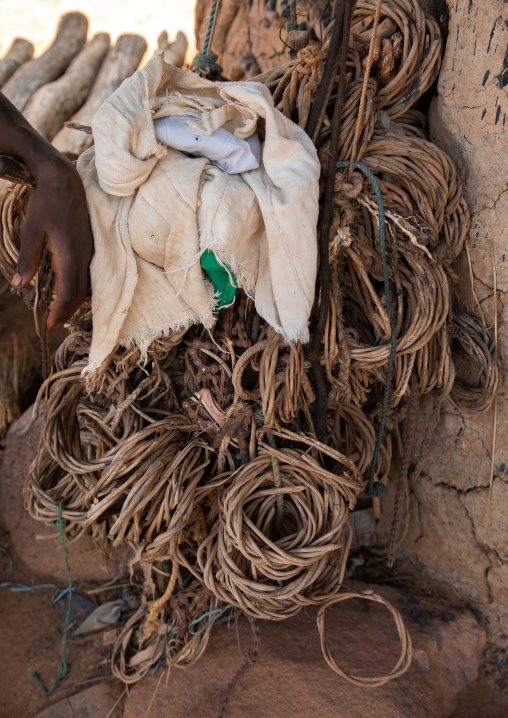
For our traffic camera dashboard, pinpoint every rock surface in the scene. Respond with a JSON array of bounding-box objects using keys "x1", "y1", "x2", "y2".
[
  {"x1": 123, "y1": 583, "x2": 484, "y2": 718},
  {"x1": 0, "y1": 406, "x2": 122, "y2": 585},
  {"x1": 33, "y1": 683, "x2": 122, "y2": 718},
  {"x1": 451, "y1": 676, "x2": 508, "y2": 718},
  {"x1": 0, "y1": 572, "x2": 119, "y2": 718}
]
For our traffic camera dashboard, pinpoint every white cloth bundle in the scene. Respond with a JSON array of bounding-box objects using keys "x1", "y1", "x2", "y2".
[
  {"x1": 77, "y1": 53, "x2": 320, "y2": 372},
  {"x1": 153, "y1": 114, "x2": 261, "y2": 174}
]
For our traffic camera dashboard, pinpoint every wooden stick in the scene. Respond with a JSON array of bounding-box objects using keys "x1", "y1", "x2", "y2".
[
  {"x1": 2, "y1": 12, "x2": 88, "y2": 111},
  {"x1": 157, "y1": 30, "x2": 188, "y2": 68},
  {"x1": 0, "y1": 38, "x2": 34, "y2": 89},
  {"x1": 24, "y1": 33, "x2": 111, "y2": 141},
  {"x1": 53, "y1": 34, "x2": 147, "y2": 158}
]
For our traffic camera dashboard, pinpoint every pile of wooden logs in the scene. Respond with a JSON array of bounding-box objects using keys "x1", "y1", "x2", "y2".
[{"x1": 0, "y1": 12, "x2": 188, "y2": 159}]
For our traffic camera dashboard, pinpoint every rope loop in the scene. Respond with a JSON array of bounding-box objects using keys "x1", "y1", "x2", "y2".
[
  {"x1": 191, "y1": 0, "x2": 223, "y2": 79},
  {"x1": 317, "y1": 589, "x2": 413, "y2": 687}
]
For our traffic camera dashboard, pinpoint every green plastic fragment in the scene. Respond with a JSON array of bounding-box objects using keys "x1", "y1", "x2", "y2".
[{"x1": 201, "y1": 249, "x2": 237, "y2": 311}]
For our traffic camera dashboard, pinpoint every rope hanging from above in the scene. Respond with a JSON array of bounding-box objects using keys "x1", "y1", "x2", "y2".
[{"x1": 191, "y1": 0, "x2": 223, "y2": 79}]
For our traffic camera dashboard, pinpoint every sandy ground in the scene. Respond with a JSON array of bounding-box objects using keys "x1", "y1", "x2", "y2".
[{"x1": 0, "y1": 0, "x2": 197, "y2": 66}]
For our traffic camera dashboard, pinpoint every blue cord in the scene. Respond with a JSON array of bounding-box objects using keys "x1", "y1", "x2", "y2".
[
  {"x1": 203, "y1": 0, "x2": 219, "y2": 55},
  {"x1": 0, "y1": 546, "x2": 73, "y2": 598},
  {"x1": 1, "y1": 505, "x2": 75, "y2": 696},
  {"x1": 189, "y1": 603, "x2": 234, "y2": 635},
  {"x1": 336, "y1": 161, "x2": 396, "y2": 498},
  {"x1": 32, "y1": 502, "x2": 74, "y2": 696}
]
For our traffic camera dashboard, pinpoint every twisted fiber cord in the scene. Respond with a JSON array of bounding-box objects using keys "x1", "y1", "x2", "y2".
[
  {"x1": 32, "y1": 502, "x2": 73, "y2": 695},
  {"x1": 196, "y1": 429, "x2": 360, "y2": 620},
  {"x1": 311, "y1": 0, "x2": 356, "y2": 441},
  {"x1": 342, "y1": 242, "x2": 450, "y2": 368},
  {"x1": 328, "y1": 403, "x2": 376, "y2": 478},
  {"x1": 0, "y1": 183, "x2": 54, "y2": 379},
  {"x1": 232, "y1": 339, "x2": 268, "y2": 402},
  {"x1": 278, "y1": 46, "x2": 325, "y2": 127},
  {"x1": 112, "y1": 606, "x2": 166, "y2": 683},
  {"x1": 304, "y1": 0, "x2": 349, "y2": 142},
  {"x1": 261, "y1": 0, "x2": 441, "y2": 134},
  {"x1": 266, "y1": 431, "x2": 284, "y2": 529},
  {"x1": 0, "y1": 333, "x2": 35, "y2": 444},
  {"x1": 112, "y1": 579, "x2": 215, "y2": 683},
  {"x1": 17, "y1": 272, "x2": 496, "y2": 676},
  {"x1": 191, "y1": 0, "x2": 223, "y2": 78},
  {"x1": 259, "y1": 329, "x2": 283, "y2": 427},
  {"x1": 203, "y1": 0, "x2": 221, "y2": 55},
  {"x1": 348, "y1": 0, "x2": 384, "y2": 179},
  {"x1": 143, "y1": 559, "x2": 179, "y2": 638},
  {"x1": 449, "y1": 312, "x2": 499, "y2": 413}
]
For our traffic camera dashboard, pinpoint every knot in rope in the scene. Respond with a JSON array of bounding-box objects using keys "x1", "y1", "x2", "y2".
[
  {"x1": 191, "y1": 0, "x2": 222, "y2": 79},
  {"x1": 365, "y1": 480, "x2": 387, "y2": 498},
  {"x1": 191, "y1": 50, "x2": 223, "y2": 80},
  {"x1": 296, "y1": 45, "x2": 324, "y2": 91},
  {"x1": 334, "y1": 171, "x2": 363, "y2": 199}
]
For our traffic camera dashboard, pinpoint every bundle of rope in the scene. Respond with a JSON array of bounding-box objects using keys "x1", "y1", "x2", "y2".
[
  {"x1": 0, "y1": 0, "x2": 500, "y2": 695},
  {"x1": 197, "y1": 431, "x2": 358, "y2": 620},
  {"x1": 253, "y1": 0, "x2": 441, "y2": 131},
  {"x1": 111, "y1": 571, "x2": 217, "y2": 684}
]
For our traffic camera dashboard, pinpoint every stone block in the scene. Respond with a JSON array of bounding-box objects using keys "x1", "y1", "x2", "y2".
[
  {"x1": 34, "y1": 683, "x2": 122, "y2": 718},
  {"x1": 123, "y1": 582, "x2": 484, "y2": 718},
  {"x1": 0, "y1": 406, "x2": 122, "y2": 584}
]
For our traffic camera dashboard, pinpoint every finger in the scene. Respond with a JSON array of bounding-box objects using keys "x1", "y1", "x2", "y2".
[
  {"x1": 12, "y1": 219, "x2": 44, "y2": 289},
  {"x1": 47, "y1": 292, "x2": 82, "y2": 331},
  {"x1": 46, "y1": 246, "x2": 79, "y2": 330},
  {"x1": 50, "y1": 266, "x2": 91, "y2": 331},
  {"x1": 47, "y1": 290, "x2": 86, "y2": 330}
]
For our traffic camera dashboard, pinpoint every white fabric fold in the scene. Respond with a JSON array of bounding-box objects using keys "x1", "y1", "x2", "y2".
[
  {"x1": 78, "y1": 52, "x2": 320, "y2": 372},
  {"x1": 153, "y1": 114, "x2": 261, "y2": 174}
]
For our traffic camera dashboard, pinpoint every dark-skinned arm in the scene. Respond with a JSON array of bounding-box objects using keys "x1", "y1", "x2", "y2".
[{"x1": 0, "y1": 91, "x2": 93, "y2": 330}]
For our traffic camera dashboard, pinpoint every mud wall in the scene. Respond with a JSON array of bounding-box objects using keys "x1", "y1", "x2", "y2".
[{"x1": 378, "y1": 0, "x2": 508, "y2": 680}]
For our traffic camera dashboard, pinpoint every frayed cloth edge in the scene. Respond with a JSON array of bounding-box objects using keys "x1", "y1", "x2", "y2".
[{"x1": 82, "y1": 314, "x2": 212, "y2": 377}]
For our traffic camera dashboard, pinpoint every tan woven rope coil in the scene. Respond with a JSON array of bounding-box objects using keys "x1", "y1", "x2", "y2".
[{"x1": 198, "y1": 431, "x2": 359, "y2": 620}]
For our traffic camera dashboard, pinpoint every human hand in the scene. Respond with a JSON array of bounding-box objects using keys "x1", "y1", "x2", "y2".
[{"x1": 10, "y1": 156, "x2": 93, "y2": 330}]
